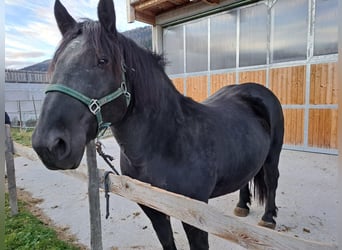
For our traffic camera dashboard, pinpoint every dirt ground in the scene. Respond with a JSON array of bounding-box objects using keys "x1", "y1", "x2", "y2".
[{"x1": 11, "y1": 139, "x2": 339, "y2": 249}]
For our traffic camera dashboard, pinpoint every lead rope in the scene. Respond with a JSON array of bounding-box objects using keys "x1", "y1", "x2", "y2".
[{"x1": 95, "y1": 140, "x2": 120, "y2": 219}]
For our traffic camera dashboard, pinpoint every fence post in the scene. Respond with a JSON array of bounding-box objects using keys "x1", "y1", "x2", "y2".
[
  {"x1": 5, "y1": 124, "x2": 18, "y2": 215},
  {"x1": 32, "y1": 96, "x2": 38, "y2": 121},
  {"x1": 18, "y1": 100, "x2": 22, "y2": 131},
  {"x1": 86, "y1": 140, "x2": 103, "y2": 250}
]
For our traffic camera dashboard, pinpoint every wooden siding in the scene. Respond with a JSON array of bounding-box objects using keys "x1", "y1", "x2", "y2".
[
  {"x1": 186, "y1": 76, "x2": 208, "y2": 102},
  {"x1": 269, "y1": 66, "x2": 306, "y2": 105},
  {"x1": 310, "y1": 63, "x2": 338, "y2": 104},
  {"x1": 239, "y1": 70, "x2": 266, "y2": 85},
  {"x1": 210, "y1": 73, "x2": 236, "y2": 95},
  {"x1": 171, "y1": 78, "x2": 185, "y2": 94},
  {"x1": 169, "y1": 63, "x2": 337, "y2": 151},
  {"x1": 308, "y1": 109, "x2": 338, "y2": 149},
  {"x1": 283, "y1": 109, "x2": 304, "y2": 145}
]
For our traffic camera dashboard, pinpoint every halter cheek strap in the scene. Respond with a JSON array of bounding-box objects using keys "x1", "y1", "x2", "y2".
[{"x1": 45, "y1": 81, "x2": 131, "y2": 137}]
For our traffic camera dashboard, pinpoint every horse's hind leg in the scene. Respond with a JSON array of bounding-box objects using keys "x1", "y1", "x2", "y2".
[
  {"x1": 182, "y1": 222, "x2": 209, "y2": 250},
  {"x1": 258, "y1": 152, "x2": 280, "y2": 229},
  {"x1": 234, "y1": 184, "x2": 251, "y2": 217},
  {"x1": 139, "y1": 205, "x2": 177, "y2": 250}
]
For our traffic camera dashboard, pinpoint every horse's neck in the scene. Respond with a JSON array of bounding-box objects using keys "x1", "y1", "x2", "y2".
[
  {"x1": 112, "y1": 77, "x2": 185, "y2": 163},
  {"x1": 114, "y1": 40, "x2": 188, "y2": 160}
]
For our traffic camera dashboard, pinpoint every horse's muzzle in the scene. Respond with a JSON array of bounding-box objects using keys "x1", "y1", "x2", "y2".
[{"x1": 32, "y1": 132, "x2": 79, "y2": 170}]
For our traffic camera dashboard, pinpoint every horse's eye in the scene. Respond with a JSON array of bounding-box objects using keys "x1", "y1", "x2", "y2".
[{"x1": 98, "y1": 58, "x2": 109, "y2": 66}]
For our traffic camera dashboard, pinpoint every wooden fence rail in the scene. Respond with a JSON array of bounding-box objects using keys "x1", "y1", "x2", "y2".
[{"x1": 96, "y1": 169, "x2": 338, "y2": 250}]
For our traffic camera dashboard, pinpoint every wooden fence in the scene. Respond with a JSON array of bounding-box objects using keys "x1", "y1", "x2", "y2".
[
  {"x1": 85, "y1": 141, "x2": 337, "y2": 250},
  {"x1": 5, "y1": 125, "x2": 18, "y2": 216}
]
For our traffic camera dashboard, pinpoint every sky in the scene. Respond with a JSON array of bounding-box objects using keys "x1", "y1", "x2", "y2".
[{"x1": 5, "y1": 0, "x2": 147, "y2": 69}]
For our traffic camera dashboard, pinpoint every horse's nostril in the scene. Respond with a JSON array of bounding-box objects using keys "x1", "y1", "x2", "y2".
[{"x1": 49, "y1": 137, "x2": 69, "y2": 160}]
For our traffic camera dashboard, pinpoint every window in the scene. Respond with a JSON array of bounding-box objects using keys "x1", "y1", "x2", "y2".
[
  {"x1": 271, "y1": 0, "x2": 308, "y2": 63},
  {"x1": 314, "y1": 0, "x2": 338, "y2": 56},
  {"x1": 239, "y1": 4, "x2": 268, "y2": 67},
  {"x1": 210, "y1": 11, "x2": 237, "y2": 70},
  {"x1": 163, "y1": 0, "x2": 335, "y2": 75},
  {"x1": 163, "y1": 26, "x2": 184, "y2": 74},
  {"x1": 186, "y1": 19, "x2": 208, "y2": 73}
]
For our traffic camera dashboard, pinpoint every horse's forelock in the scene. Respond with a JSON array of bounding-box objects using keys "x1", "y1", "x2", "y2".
[{"x1": 49, "y1": 19, "x2": 122, "y2": 76}]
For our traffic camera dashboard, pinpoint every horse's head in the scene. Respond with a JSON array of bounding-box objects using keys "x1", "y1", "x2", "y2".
[{"x1": 32, "y1": 0, "x2": 129, "y2": 170}]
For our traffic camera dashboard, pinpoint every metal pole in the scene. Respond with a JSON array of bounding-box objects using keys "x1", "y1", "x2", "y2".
[
  {"x1": 18, "y1": 100, "x2": 22, "y2": 131},
  {"x1": 32, "y1": 96, "x2": 38, "y2": 122},
  {"x1": 86, "y1": 140, "x2": 103, "y2": 250}
]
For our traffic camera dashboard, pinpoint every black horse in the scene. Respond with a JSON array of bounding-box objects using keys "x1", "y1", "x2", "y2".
[{"x1": 32, "y1": 0, "x2": 284, "y2": 249}]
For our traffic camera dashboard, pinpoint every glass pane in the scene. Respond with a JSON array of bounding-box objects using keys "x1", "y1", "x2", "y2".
[
  {"x1": 239, "y1": 4, "x2": 267, "y2": 67},
  {"x1": 271, "y1": 0, "x2": 308, "y2": 63},
  {"x1": 314, "y1": 0, "x2": 338, "y2": 56},
  {"x1": 186, "y1": 19, "x2": 208, "y2": 73},
  {"x1": 163, "y1": 26, "x2": 184, "y2": 74},
  {"x1": 210, "y1": 11, "x2": 237, "y2": 70}
]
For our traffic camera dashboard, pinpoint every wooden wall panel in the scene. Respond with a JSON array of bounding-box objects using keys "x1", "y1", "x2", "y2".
[
  {"x1": 210, "y1": 73, "x2": 236, "y2": 95},
  {"x1": 171, "y1": 78, "x2": 185, "y2": 95},
  {"x1": 310, "y1": 63, "x2": 338, "y2": 104},
  {"x1": 168, "y1": 64, "x2": 338, "y2": 151},
  {"x1": 269, "y1": 66, "x2": 306, "y2": 105},
  {"x1": 283, "y1": 109, "x2": 304, "y2": 145},
  {"x1": 186, "y1": 76, "x2": 208, "y2": 102},
  {"x1": 308, "y1": 109, "x2": 338, "y2": 148},
  {"x1": 239, "y1": 70, "x2": 266, "y2": 85}
]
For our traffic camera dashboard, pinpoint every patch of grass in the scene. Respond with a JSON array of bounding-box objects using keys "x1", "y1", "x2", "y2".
[
  {"x1": 10, "y1": 128, "x2": 33, "y2": 147},
  {"x1": 5, "y1": 193, "x2": 80, "y2": 250}
]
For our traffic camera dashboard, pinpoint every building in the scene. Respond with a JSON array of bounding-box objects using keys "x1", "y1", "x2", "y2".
[
  {"x1": 5, "y1": 70, "x2": 48, "y2": 128},
  {"x1": 127, "y1": 0, "x2": 339, "y2": 154}
]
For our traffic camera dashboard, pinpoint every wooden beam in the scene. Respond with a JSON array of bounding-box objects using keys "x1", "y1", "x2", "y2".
[
  {"x1": 127, "y1": 0, "x2": 136, "y2": 23},
  {"x1": 98, "y1": 171, "x2": 338, "y2": 250},
  {"x1": 5, "y1": 125, "x2": 18, "y2": 216},
  {"x1": 168, "y1": 0, "x2": 186, "y2": 5},
  {"x1": 135, "y1": 10, "x2": 156, "y2": 25},
  {"x1": 202, "y1": 0, "x2": 219, "y2": 4},
  {"x1": 134, "y1": 0, "x2": 169, "y2": 11}
]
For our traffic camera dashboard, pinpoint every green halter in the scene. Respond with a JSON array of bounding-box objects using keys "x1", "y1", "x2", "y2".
[{"x1": 45, "y1": 79, "x2": 131, "y2": 138}]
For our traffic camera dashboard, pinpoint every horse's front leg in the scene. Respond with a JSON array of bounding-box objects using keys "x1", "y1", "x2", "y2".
[
  {"x1": 182, "y1": 222, "x2": 209, "y2": 250},
  {"x1": 139, "y1": 205, "x2": 177, "y2": 250}
]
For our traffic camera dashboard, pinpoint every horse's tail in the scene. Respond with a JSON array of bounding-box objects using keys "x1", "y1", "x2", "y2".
[{"x1": 253, "y1": 167, "x2": 267, "y2": 205}]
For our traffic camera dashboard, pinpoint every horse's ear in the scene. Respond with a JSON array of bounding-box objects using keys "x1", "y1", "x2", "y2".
[
  {"x1": 98, "y1": 0, "x2": 117, "y2": 36},
  {"x1": 54, "y1": 0, "x2": 76, "y2": 36}
]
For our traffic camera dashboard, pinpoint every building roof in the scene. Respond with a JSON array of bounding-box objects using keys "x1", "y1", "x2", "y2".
[{"x1": 127, "y1": 0, "x2": 220, "y2": 25}]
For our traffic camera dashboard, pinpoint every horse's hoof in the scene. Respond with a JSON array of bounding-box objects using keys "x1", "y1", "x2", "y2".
[
  {"x1": 234, "y1": 207, "x2": 249, "y2": 217},
  {"x1": 258, "y1": 220, "x2": 276, "y2": 229}
]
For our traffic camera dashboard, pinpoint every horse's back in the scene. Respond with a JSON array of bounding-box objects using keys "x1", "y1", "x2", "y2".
[{"x1": 204, "y1": 82, "x2": 284, "y2": 137}]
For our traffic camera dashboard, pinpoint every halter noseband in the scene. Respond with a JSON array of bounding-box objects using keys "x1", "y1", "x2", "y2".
[{"x1": 45, "y1": 63, "x2": 131, "y2": 137}]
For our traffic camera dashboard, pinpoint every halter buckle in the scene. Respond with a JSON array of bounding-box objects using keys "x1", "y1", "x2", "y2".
[
  {"x1": 89, "y1": 99, "x2": 101, "y2": 115},
  {"x1": 120, "y1": 82, "x2": 131, "y2": 106}
]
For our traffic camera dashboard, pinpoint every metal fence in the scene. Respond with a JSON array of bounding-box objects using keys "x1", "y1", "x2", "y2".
[
  {"x1": 6, "y1": 98, "x2": 43, "y2": 130},
  {"x1": 5, "y1": 69, "x2": 49, "y2": 83},
  {"x1": 5, "y1": 79, "x2": 47, "y2": 130}
]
